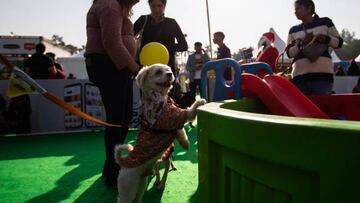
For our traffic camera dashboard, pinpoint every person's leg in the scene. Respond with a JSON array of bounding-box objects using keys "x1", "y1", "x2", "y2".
[
  {"x1": 187, "y1": 81, "x2": 196, "y2": 127},
  {"x1": 190, "y1": 81, "x2": 197, "y2": 102},
  {"x1": 224, "y1": 67, "x2": 232, "y2": 81},
  {"x1": 194, "y1": 79, "x2": 201, "y2": 97},
  {"x1": 100, "y1": 76, "x2": 133, "y2": 185},
  {"x1": 86, "y1": 55, "x2": 133, "y2": 186}
]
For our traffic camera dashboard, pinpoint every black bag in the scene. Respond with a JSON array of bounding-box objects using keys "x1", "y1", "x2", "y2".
[
  {"x1": 300, "y1": 33, "x2": 328, "y2": 62},
  {"x1": 301, "y1": 43, "x2": 328, "y2": 62}
]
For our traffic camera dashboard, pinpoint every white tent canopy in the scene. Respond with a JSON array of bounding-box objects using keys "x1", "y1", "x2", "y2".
[
  {"x1": 356, "y1": 54, "x2": 360, "y2": 62},
  {"x1": 269, "y1": 27, "x2": 287, "y2": 55},
  {"x1": 268, "y1": 28, "x2": 293, "y2": 66},
  {"x1": 57, "y1": 50, "x2": 88, "y2": 79},
  {"x1": 331, "y1": 50, "x2": 341, "y2": 63},
  {"x1": 72, "y1": 49, "x2": 85, "y2": 58}
]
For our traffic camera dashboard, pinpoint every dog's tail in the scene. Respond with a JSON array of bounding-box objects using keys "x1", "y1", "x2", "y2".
[{"x1": 114, "y1": 144, "x2": 134, "y2": 165}]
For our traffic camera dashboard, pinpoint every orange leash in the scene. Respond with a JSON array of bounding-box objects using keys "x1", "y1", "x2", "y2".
[{"x1": 43, "y1": 92, "x2": 120, "y2": 127}]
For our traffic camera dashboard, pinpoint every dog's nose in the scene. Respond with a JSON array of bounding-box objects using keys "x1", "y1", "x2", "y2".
[{"x1": 166, "y1": 72, "x2": 173, "y2": 77}]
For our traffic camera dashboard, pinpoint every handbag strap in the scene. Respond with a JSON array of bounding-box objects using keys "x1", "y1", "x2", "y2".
[{"x1": 137, "y1": 15, "x2": 148, "y2": 38}]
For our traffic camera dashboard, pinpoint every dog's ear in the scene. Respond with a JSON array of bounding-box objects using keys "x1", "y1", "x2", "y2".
[{"x1": 135, "y1": 66, "x2": 149, "y2": 88}]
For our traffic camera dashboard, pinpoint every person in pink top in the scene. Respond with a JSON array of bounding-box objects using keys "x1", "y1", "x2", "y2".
[{"x1": 84, "y1": 0, "x2": 141, "y2": 187}]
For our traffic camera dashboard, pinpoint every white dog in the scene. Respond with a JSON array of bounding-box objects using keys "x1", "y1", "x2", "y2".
[{"x1": 115, "y1": 64, "x2": 206, "y2": 203}]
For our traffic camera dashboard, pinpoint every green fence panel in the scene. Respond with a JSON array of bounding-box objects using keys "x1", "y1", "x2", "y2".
[{"x1": 198, "y1": 99, "x2": 360, "y2": 203}]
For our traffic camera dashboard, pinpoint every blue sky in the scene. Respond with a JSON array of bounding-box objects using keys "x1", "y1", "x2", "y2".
[{"x1": 0, "y1": 0, "x2": 359, "y2": 53}]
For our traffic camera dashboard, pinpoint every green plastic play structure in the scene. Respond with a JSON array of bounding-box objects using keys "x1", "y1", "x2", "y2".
[{"x1": 197, "y1": 99, "x2": 360, "y2": 203}]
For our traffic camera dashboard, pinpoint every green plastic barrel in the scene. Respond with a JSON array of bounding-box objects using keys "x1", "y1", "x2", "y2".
[{"x1": 198, "y1": 99, "x2": 360, "y2": 203}]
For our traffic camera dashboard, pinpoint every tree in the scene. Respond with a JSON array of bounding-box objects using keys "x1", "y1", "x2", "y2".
[
  {"x1": 341, "y1": 29, "x2": 355, "y2": 44},
  {"x1": 233, "y1": 47, "x2": 254, "y2": 62},
  {"x1": 50, "y1": 34, "x2": 81, "y2": 54},
  {"x1": 334, "y1": 29, "x2": 360, "y2": 60},
  {"x1": 51, "y1": 35, "x2": 65, "y2": 46}
]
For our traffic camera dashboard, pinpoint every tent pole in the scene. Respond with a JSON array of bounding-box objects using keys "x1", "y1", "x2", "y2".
[{"x1": 205, "y1": 0, "x2": 213, "y2": 59}]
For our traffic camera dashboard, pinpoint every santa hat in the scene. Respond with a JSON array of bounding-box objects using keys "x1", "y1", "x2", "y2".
[{"x1": 262, "y1": 32, "x2": 275, "y2": 43}]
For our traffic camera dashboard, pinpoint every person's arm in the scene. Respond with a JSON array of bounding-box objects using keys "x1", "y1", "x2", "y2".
[
  {"x1": 286, "y1": 32, "x2": 300, "y2": 58},
  {"x1": 55, "y1": 63, "x2": 64, "y2": 71},
  {"x1": 49, "y1": 65, "x2": 57, "y2": 76},
  {"x1": 46, "y1": 58, "x2": 57, "y2": 78},
  {"x1": 99, "y1": 6, "x2": 139, "y2": 73},
  {"x1": 128, "y1": 60, "x2": 140, "y2": 74},
  {"x1": 226, "y1": 47, "x2": 231, "y2": 58},
  {"x1": 171, "y1": 19, "x2": 188, "y2": 52},
  {"x1": 133, "y1": 15, "x2": 146, "y2": 36},
  {"x1": 186, "y1": 54, "x2": 195, "y2": 73},
  {"x1": 54, "y1": 65, "x2": 65, "y2": 79},
  {"x1": 324, "y1": 18, "x2": 343, "y2": 49},
  {"x1": 203, "y1": 52, "x2": 210, "y2": 63}
]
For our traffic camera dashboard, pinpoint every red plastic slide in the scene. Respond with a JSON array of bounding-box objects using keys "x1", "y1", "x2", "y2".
[{"x1": 241, "y1": 73, "x2": 328, "y2": 119}]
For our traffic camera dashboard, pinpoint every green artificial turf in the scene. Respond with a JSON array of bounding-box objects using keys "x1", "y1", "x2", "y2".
[{"x1": 0, "y1": 124, "x2": 199, "y2": 203}]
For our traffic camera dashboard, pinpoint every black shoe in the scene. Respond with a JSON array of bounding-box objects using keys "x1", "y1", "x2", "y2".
[
  {"x1": 104, "y1": 176, "x2": 118, "y2": 187},
  {"x1": 102, "y1": 161, "x2": 120, "y2": 177},
  {"x1": 102, "y1": 166, "x2": 119, "y2": 187}
]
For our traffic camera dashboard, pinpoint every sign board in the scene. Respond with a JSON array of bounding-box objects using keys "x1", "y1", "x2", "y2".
[
  {"x1": 84, "y1": 83, "x2": 104, "y2": 128},
  {"x1": 64, "y1": 83, "x2": 83, "y2": 128},
  {"x1": 0, "y1": 36, "x2": 41, "y2": 55}
]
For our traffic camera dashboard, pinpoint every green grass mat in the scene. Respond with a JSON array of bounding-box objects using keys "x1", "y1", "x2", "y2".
[{"x1": 0, "y1": 124, "x2": 199, "y2": 203}]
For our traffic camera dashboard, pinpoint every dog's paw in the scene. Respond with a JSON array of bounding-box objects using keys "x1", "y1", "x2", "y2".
[
  {"x1": 197, "y1": 99, "x2": 207, "y2": 106},
  {"x1": 194, "y1": 99, "x2": 206, "y2": 108}
]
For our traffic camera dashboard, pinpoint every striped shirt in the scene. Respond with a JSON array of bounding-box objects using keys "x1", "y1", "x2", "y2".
[{"x1": 287, "y1": 17, "x2": 343, "y2": 81}]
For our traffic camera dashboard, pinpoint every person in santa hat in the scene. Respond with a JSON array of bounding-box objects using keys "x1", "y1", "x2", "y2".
[{"x1": 256, "y1": 32, "x2": 279, "y2": 77}]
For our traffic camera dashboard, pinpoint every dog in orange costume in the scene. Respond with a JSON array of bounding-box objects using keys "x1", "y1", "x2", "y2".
[{"x1": 115, "y1": 64, "x2": 206, "y2": 203}]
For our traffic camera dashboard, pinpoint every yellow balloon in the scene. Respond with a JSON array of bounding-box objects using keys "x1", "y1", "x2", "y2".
[{"x1": 139, "y1": 42, "x2": 169, "y2": 66}]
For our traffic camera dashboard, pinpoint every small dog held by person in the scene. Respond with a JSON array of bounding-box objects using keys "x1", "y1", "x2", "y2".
[{"x1": 115, "y1": 64, "x2": 206, "y2": 203}]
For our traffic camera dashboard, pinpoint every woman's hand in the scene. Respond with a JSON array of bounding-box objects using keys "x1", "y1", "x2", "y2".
[{"x1": 128, "y1": 60, "x2": 140, "y2": 75}]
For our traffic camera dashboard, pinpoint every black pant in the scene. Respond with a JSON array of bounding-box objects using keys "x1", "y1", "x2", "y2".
[
  {"x1": 190, "y1": 79, "x2": 201, "y2": 98},
  {"x1": 85, "y1": 54, "x2": 133, "y2": 179}
]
